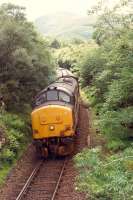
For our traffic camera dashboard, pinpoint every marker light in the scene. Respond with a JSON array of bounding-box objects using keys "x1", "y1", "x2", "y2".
[
  {"x1": 33, "y1": 129, "x2": 38, "y2": 134},
  {"x1": 49, "y1": 125, "x2": 55, "y2": 131}
]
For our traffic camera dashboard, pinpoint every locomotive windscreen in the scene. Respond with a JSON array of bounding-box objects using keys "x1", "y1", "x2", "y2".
[{"x1": 35, "y1": 90, "x2": 71, "y2": 106}]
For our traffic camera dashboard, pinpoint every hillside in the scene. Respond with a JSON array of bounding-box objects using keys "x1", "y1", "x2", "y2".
[{"x1": 34, "y1": 12, "x2": 93, "y2": 40}]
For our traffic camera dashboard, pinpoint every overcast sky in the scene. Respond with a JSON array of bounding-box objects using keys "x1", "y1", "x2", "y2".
[
  {"x1": 0, "y1": 0, "x2": 119, "y2": 21},
  {"x1": 0, "y1": 0, "x2": 100, "y2": 20}
]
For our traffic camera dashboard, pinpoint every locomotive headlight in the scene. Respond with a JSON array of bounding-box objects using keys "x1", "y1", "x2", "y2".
[{"x1": 49, "y1": 125, "x2": 55, "y2": 131}]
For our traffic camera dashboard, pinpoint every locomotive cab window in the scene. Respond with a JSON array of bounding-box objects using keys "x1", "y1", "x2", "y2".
[
  {"x1": 36, "y1": 93, "x2": 46, "y2": 106},
  {"x1": 59, "y1": 91, "x2": 70, "y2": 103},
  {"x1": 47, "y1": 90, "x2": 58, "y2": 101}
]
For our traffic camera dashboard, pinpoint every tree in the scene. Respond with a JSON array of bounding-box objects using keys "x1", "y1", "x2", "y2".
[
  {"x1": 50, "y1": 39, "x2": 61, "y2": 49},
  {"x1": 80, "y1": 0, "x2": 133, "y2": 142},
  {"x1": 0, "y1": 3, "x2": 55, "y2": 111}
]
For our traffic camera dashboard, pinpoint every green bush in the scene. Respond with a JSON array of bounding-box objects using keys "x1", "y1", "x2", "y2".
[
  {"x1": 8, "y1": 129, "x2": 24, "y2": 143},
  {"x1": 0, "y1": 112, "x2": 29, "y2": 166},
  {"x1": 2, "y1": 113, "x2": 26, "y2": 132},
  {"x1": 74, "y1": 146, "x2": 133, "y2": 200},
  {"x1": 1, "y1": 149, "x2": 15, "y2": 164},
  {"x1": 80, "y1": 2, "x2": 133, "y2": 147},
  {"x1": 105, "y1": 139, "x2": 127, "y2": 151},
  {"x1": 98, "y1": 107, "x2": 133, "y2": 140},
  {"x1": 8, "y1": 134, "x2": 20, "y2": 153}
]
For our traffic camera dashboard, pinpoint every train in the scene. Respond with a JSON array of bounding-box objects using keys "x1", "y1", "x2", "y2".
[{"x1": 31, "y1": 68, "x2": 80, "y2": 158}]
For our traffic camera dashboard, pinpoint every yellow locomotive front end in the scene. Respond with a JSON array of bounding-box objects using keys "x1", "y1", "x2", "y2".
[
  {"x1": 32, "y1": 105, "x2": 74, "y2": 139},
  {"x1": 31, "y1": 104, "x2": 75, "y2": 157}
]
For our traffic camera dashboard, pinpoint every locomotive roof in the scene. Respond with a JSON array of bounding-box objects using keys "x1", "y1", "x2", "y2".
[
  {"x1": 35, "y1": 68, "x2": 78, "y2": 99},
  {"x1": 57, "y1": 68, "x2": 77, "y2": 79},
  {"x1": 48, "y1": 77, "x2": 77, "y2": 94},
  {"x1": 36, "y1": 76, "x2": 78, "y2": 99}
]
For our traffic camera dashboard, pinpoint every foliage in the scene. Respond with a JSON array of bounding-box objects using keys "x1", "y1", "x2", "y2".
[
  {"x1": 0, "y1": 111, "x2": 30, "y2": 185},
  {"x1": 2, "y1": 113, "x2": 27, "y2": 132},
  {"x1": 80, "y1": 0, "x2": 133, "y2": 148},
  {"x1": 54, "y1": 40, "x2": 97, "y2": 74},
  {"x1": 0, "y1": 3, "x2": 56, "y2": 186},
  {"x1": 106, "y1": 138, "x2": 127, "y2": 151},
  {"x1": 1, "y1": 148, "x2": 15, "y2": 163},
  {"x1": 50, "y1": 39, "x2": 61, "y2": 49},
  {"x1": 0, "y1": 3, "x2": 56, "y2": 112},
  {"x1": 74, "y1": 147, "x2": 133, "y2": 200},
  {"x1": 75, "y1": 1, "x2": 133, "y2": 199},
  {"x1": 88, "y1": 0, "x2": 133, "y2": 45},
  {"x1": 0, "y1": 112, "x2": 29, "y2": 164},
  {"x1": 98, "y1": 107, "x2": 133, "y2": 139}
]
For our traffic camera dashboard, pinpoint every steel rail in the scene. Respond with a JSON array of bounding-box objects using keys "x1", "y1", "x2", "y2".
[
  {"x1": 16, "y1": 160, "x2": 43, "y2": 200},
  {"x1": 51, "y1": 159, "x2": 67, "y2": 200}
]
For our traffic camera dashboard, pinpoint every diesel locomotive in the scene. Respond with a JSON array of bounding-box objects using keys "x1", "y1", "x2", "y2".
[{"x1": 31, "y1": 68, "x2": 80, "y2": 157}]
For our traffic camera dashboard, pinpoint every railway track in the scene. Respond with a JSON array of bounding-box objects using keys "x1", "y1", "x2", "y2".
[
  {"x1": 16, "y1": 158, "x2": 67, "y2": 200},
  {"x1": 1, "y1": 104, "x2": 88, "y2": 200}
]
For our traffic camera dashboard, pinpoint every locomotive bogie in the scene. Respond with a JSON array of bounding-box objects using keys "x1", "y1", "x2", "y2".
[{"x1": 34, "y1": 136, "x2": 75, "y2": 157}]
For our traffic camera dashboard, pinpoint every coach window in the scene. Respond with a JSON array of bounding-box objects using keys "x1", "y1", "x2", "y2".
[
  {"x1": 59, "y1": 91, "x2": 70, "y2": 103},
  {"x1": 47, "y1": 90, "x2": 58, "y2": 101}
]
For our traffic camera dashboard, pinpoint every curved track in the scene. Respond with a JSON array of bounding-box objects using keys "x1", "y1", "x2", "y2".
[{"x1": 16, "y1": 158, "x2": 67, "y2": 200}]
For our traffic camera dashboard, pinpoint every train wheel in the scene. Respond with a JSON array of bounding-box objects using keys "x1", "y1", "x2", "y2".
[
  {"x1": 58, "y1": 143, "x2": 74, "y2": 156},
  {"x1": 42, "y1": 147, "x2": 48, "y2": 158},
  {"x1": 58, "y1": 146, "x2": 65, "y2": 156}
]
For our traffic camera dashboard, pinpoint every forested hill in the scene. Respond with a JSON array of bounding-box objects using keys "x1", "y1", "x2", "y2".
[{"x1": 34, "y1": 12, "x2": 93, "y2": 40}]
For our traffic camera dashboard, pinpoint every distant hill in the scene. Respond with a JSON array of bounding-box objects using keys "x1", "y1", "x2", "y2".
[{"x1": 34, "y1": 12, "x2": 93, "y2": 40}]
